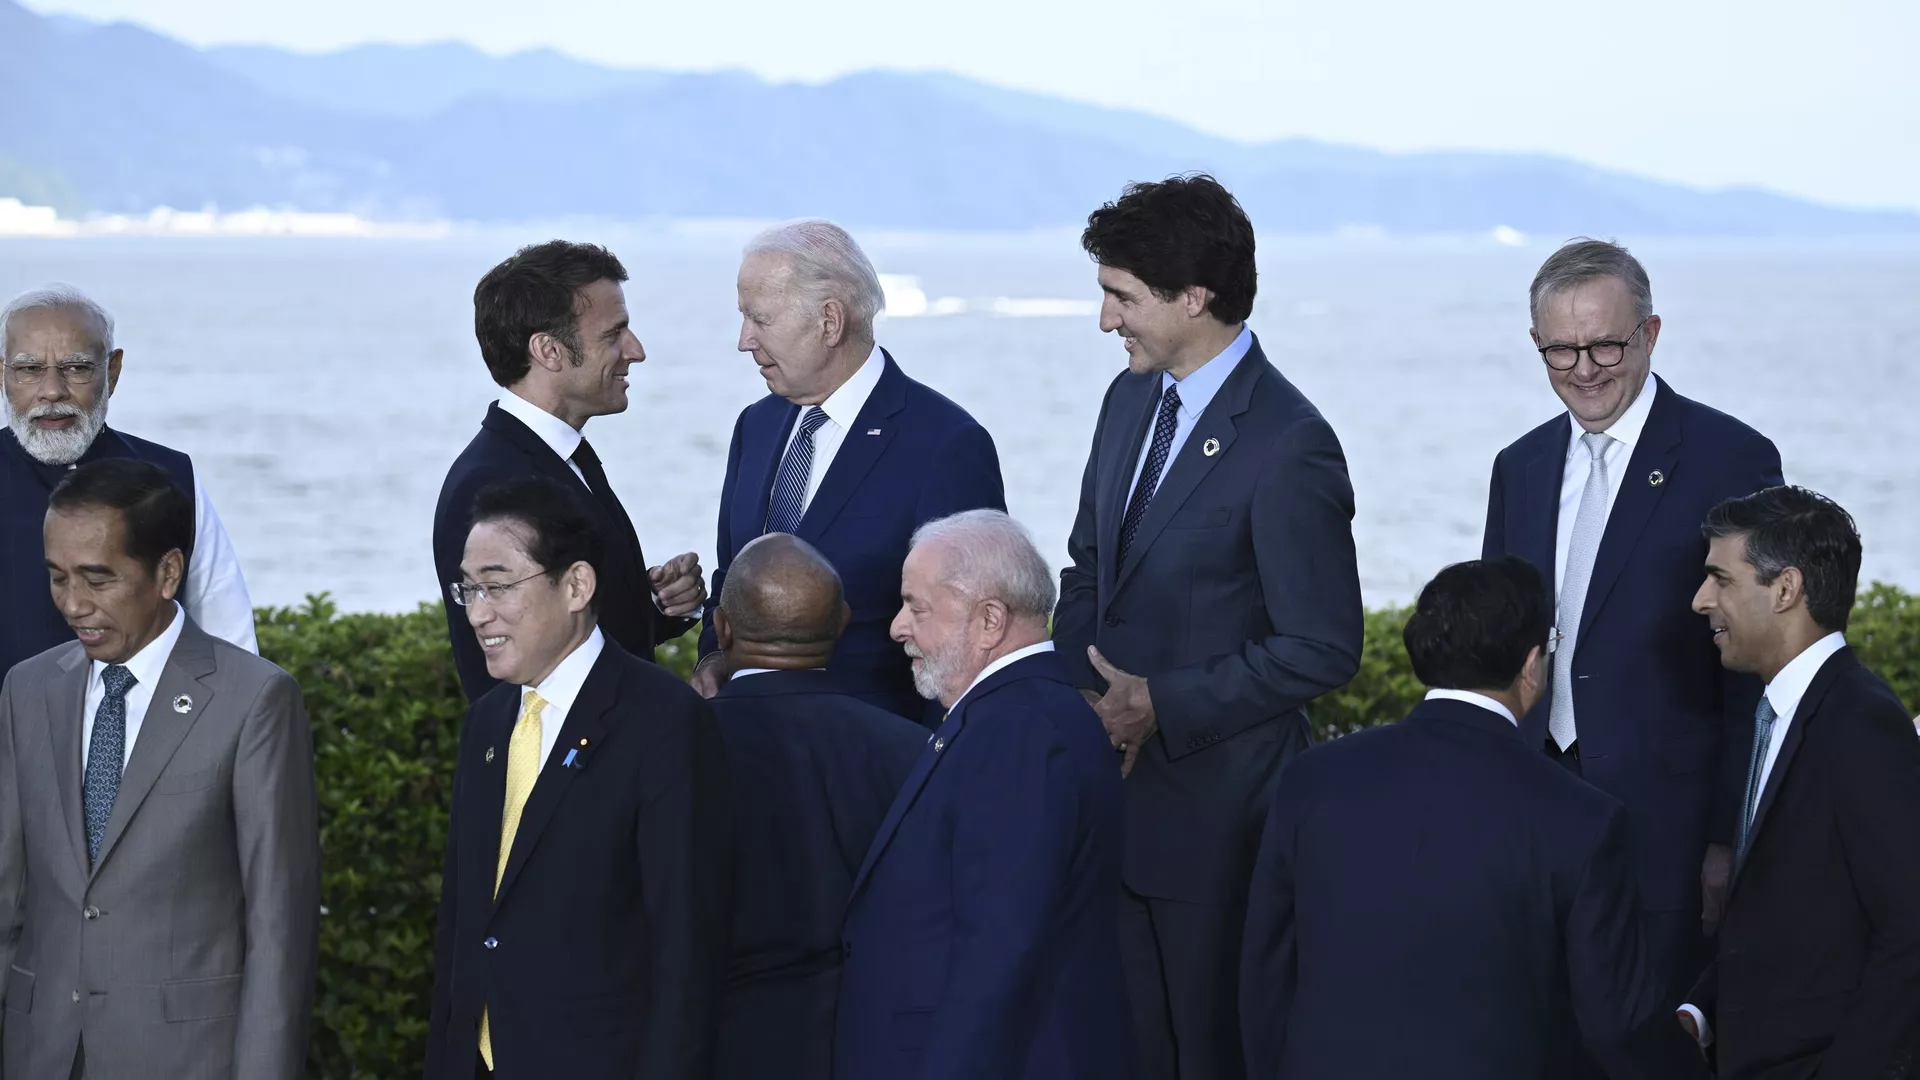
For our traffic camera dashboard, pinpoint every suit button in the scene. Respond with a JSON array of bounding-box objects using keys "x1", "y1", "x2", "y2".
[
  {"x1": 483, "y1": 937, "x2": 498, "y2": 950},
  {"x1": 82, "y1": 906, "x2": 99, "y2": 921},
  {"x1": 71, "y1": 990, "x2": 80, "y2": 1003},
  {"x1": 1104, "y1": 615, "x2": 1124, "y2": 627}
]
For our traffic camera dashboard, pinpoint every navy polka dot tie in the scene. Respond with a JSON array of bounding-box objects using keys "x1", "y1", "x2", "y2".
[
  {"x1": 1119, "y1": 384, "x2": 1181, "y2": 565},
  {"x1": 83, "y1": 664, "x2": 136, "y2": 866}
]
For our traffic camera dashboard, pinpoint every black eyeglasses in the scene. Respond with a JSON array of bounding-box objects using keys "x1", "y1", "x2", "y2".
[
  {"x1": 449, "y1": 571, "x2": 547, "y2": 608},
  {"x1": 1537, "y1": 318, "x2": 1649, "y2": 371}
]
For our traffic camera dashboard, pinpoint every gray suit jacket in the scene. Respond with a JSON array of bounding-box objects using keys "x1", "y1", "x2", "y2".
[{"x1": 0, "y1": 617, "x2": 319, "y2": 1079}]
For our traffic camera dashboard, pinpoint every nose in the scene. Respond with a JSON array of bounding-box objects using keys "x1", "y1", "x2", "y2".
[
  {"x1": 625, "y1": 331, "x2": 646, "y2": 365},
  {"x1": 55, "y1": 583, "x2": 89, "y2": 621},
  {"x1": 466, "y1": 599, "x2": 493, "y2": 630},
  {"x1": 889, "y1": 605, "x2": 912, "y2": 644},
  {"x1": 1690, "y1": 578, "x2": 1713, "y2": 615},
  {"x1": 1098, "y1": 298, "x2": 1122, "y2": 334},
  {"x1": 737, "y1": 319, "x2": 755, "y2": 354}
]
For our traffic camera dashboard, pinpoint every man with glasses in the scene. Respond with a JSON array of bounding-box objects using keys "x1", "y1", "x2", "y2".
[
  {"x1": 1, "y1": 284, "x2": 256, "y2": 678},
  {"x1": 427, "y1": 476, "x2": 729, "y2": 1080},
  {"x1": 1481, "y1": 239, "x2": 1783, "y2": 1071}
]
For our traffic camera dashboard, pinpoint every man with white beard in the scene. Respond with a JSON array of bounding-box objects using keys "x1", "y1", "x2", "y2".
[{"x1": 1, "y1": 284, "x2": 255, "y2": 676}]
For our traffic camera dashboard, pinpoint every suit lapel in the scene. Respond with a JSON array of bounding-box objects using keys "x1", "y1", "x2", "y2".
[
  {"x1": 91, "y1": 620, "x2": 219, "y2": 879},
  {"x1": 1521, "y1": 423, "x2": 1569, "y2": 583},
  {"x1": 744, "y1": 404, "x2": 801, "y2": 535},
  {"x1": 797, "y1": 353, "x2": 906, "y2": 541},
  {"x1": 847, "y1": 705, "x2": 968, "y2": 905},
  {"x1": 47, "y1": 645, "x2": 92, "y2": 880},
  {"x1": 492, "y1": 648, "x2": 626, "y2": 906},
  {"x1": 1577, "y1": 378, "x2": 1682, "y2": 643},
  {"x1": 1111, "y1": 342, "x2": 1263, "y2": 597},
  {"x1": 465, "y1": 692, "x2": 516, "y2": 904},
  {"x1": 483, "y1": 403, "x2": 648, "y2": 589},
  {"x1": 1731, "y1": 648, "x2": 1854, "y2": 895},
  {"x1": 1101, "y1": 380, "x2": 1160, "y2": 593}
]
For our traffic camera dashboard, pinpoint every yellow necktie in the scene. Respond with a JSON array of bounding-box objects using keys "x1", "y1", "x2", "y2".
[{"x1": 480, "y1": 690, "x2": 546, "y2": 1070}]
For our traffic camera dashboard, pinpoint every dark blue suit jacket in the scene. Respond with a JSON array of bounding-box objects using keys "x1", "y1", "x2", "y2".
[
  {"x1": 1240, "y1": 698, "x2": 1708, "y2": 1080},
  {"x1": 706, "y1": 668, "x2": 926, "y2": 1080},
  {"x1": 1053, "y1": 334, "x2": 1364, "y2": 903},
  {"x1": 834, "y1": 650, "x2": 1133, "y2": 1080},
  {"x1": 433, "y1": 403, "x2": 694, "y2": 703},
  {"x1": 701, "y1": 352, "x2": 1005, "y2": 721},
  {"x1": 424, "y1": 638, "x2": 731, "y2": 1080},
  {"x1": 1481, "y1": 377, "x2": 1783, "y2": 911}
]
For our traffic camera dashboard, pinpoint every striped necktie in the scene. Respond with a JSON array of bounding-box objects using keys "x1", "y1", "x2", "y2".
[{"x1": 765, "y1": 406, "x2": 830, "y2": 535}]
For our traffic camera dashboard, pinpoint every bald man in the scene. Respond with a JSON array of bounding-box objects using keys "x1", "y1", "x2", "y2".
[{"x1": 706, "y1": 534, "x2": 928, "y2": 1080}]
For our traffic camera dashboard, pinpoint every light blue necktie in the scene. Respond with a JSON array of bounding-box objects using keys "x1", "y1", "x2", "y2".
[
  {"x1": 1735, "y1": 696, "x2": 1780, "y2": 867},
  {"x1": 765, "y1": 406, "x2": 830, "y2": 535},
  {"x1": 83, "y1": 664, "x2": 137, "y2": 866}
]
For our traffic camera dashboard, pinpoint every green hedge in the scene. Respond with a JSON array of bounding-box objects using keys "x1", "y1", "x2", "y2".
[{"x1": 266, "y1": 586, "x2": 1920, "y2": 1078}]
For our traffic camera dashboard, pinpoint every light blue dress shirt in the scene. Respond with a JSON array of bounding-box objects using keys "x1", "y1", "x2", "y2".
[{"x1": 1126, "y1": 324, "x2": 1254, "y2": 502}]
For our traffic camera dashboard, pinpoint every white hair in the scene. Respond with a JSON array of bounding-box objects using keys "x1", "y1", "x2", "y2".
[
  {"x1": 743, "y1": 218, "x2": 885, "y2": 337},
  {"x1": 2, "y1": 283, "x2": 116, "y2": 358},
  {"x1": 910, "y1": 509, "x2": 1057, "y2": 621}
]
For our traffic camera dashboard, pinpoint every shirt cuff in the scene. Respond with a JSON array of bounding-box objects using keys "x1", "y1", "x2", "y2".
[{"x1": 1676, "y1": 1003, "x2": 1712, "y2": 1048}]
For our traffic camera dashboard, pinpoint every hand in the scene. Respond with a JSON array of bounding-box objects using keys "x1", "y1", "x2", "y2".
[
  {"x1": 1700, "y1": 842, "x2": 1733, "y2": 936},
  {"x1": 688, "y1": 653, "x2": 726, "y2": 699},
  {"x1": 1087, "y1": 646, "x2": 1155, "y2": 778},
  {"x1": 1079, "y1": 688, "x2": 1101, "y2": 708},
  {"x1": 649, "y1": 552, "x2": 707, "y2": 617}
]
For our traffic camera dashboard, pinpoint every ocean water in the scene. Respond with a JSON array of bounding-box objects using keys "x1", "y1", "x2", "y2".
[{"x1": 3, "y1": 228, "x2": 1915, "y2": 614}]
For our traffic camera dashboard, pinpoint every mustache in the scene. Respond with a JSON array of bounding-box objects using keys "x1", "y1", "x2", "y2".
[{"x1": 28, "y1": 402, "x2": 84, "y2": 420}]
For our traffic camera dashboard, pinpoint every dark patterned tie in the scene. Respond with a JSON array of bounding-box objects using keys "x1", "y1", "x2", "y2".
[
  {"x1": 765, "y1": 407, "x2": 830, "y2": 535},
  {"x1": 1118, "y1": 384, "x2": 1181, "y2": 565},
  {"x1": 83, "y1": 663, "x2": 136, "y2": 866}
]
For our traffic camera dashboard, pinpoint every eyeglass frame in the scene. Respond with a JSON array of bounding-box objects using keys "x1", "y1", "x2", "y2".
[
  {"x1": 449, "y1": 570, "x2": 550, "y2": 609},
  {"x1": 3, "y1": 358, "x2": 106, "y2": 387},
  {"x1": 1536, "y1": 317, "x2": 1650, "y2": 372}
]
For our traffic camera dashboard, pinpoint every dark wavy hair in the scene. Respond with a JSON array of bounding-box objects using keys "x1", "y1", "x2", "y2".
[
  {"x1": 1703, "y1": 486, "x2": 1862, "y2": 632},
  {"x1": 1081, "y1": 174, "x2": 1257, "y2": 325},
  {"x1": 472, "y1": 240, "x2": 628, "y2": 388}
]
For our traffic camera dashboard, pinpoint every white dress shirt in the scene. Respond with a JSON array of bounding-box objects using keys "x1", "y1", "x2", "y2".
[
  {"x1": 1422, "y1": 688, "x2": 1518, "y2": 726},
  {"x1": 779, "y1": 344, "x2": 886, "y2": 513},
  {"x1": 518, "y1": 626, "x2": 606, "y2": 770},
  {"x1": 1126, "y1": 325, "x2": 1253, "y2": 503},
  {"x1": 497, "y1": 388, "x2": 585, "y2": 485},
  {"x1": 82, "y1": 601, "x2": 187, "y2": 772},
  {"x1": 949, "y1": 640, "x2": 1055, "y2": 715},
  {"x1": 1678, "y1": 628, "x2": 1849, "y2": 1047},
  {"x1": 1553, "y1": 378, "x2": 1659, "y2": 599}
]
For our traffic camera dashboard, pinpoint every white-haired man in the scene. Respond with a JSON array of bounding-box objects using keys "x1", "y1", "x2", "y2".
[
  {"x1": 2, "y1": 284, "x2": 255, "y2": 675},
  {"x1": 692, "y1": 218, "x2": 1007, "y2": 724},
  {"x1": 835, "y1": 509, "x2": 1132, "y2": 1080}
]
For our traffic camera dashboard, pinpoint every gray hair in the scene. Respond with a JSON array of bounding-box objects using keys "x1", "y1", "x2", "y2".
[
  {"x1": 743, "y1": 218, "x2": 886, "y2": 338},
  {"x1": 1528, "y1": 238, "x2": 1654, "y2": 325},
  {"x1": 2, "y1": 283, "x2": 116, "y2": 358},
  {"x1": 909, "y1": 509, "x2": 1056, "y2": 621}
]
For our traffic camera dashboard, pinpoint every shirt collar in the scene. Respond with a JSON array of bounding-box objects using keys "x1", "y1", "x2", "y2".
[
  {"x1": 951, "y1": 640, "x2": 1054, "y2": 714},
  {"x1": 1566, "y1": 375, "x2": 1658, "y2": 458},
  {"x1": 1763, "y1": 631, "x2": 1848, "y2": 722},
  {"x1": 1423, "y1": 688, "x2": 1518, "y2": 727},
  {"x1": 91, "y1": 601, "x2": 186, "y2": 691},
  {"x1": 523, "y1": 626, "x2": 606, "y2": 716},
  {"x1": 1160, "y1": 324, "x2": 1252, "y2": 420},
  {"x1": 498, "y1": 388, "x2": 584, "y2": 463},
  {"x1": 813, "y1": 344, "x2": 886, "y2": 431},
  {"x1": 729, "y1": 666, "x2": 826, "y2": 680}
]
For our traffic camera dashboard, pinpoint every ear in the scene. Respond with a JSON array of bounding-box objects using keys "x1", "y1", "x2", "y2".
[
  {"x1": 527, "y1": 331, "x2": 570, "y2": 376},
  {"x1": 1528, "y1": 326, "x2": 1543, "y2": 349},
  {"x1": 155, "y1": 547, "x2": 185, "y2": 601},
  {"x1": 105, "y1": 348, "x2": 124, "y2": 397},
  {"x1": 976, "y1": 597, "x2": 1009, "y2": 647},
  {"x1": 1772, "y1": 566, "x2": 1805, "y2": 615},
  {"x1": 820, "y1": 297, "x2": 846, "y2": 348},
  {"x1": 713, "y1": 607, "x2": 734, "y2": 651},
  {"x1": 1181, "y1": 285, "x2": 1212, "y2": 319},
  {"x1": 566, "y1": 561, "x2": 598, "y2": 615},
  {"x1": 1520, "y1": 644, "x2": 1545, "y2": 689},
  {"x1": 1641, "y1": 314, "x2": 1662, "y2": 355}
]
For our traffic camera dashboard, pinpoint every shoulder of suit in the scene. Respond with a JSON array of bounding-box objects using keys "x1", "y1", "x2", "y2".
[
  {"x1": 109, "y1": 427, "x2": 191, "y2": 462},
  {"x1": 1661, "y1": 384, "x2": 1774, "y2": 448},
  {"x1": 203, "y1": 635, "x2": 300, "y2": 697},
  {"x1": 1807, "y1": 659, "x2": 1914, "y2": 738},
  {"x1": 3, "y1": 639, "x2": 88, "y2": 691}
]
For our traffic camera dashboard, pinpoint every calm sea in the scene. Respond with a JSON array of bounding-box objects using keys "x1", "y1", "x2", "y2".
[{"x1": 3, "y1": 228, "x2": 1915, "y2": 614}]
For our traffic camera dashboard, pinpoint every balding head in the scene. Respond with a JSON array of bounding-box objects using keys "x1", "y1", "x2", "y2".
[{"x1": 715, "y1": 533, "x2": 849, "y2": 671}]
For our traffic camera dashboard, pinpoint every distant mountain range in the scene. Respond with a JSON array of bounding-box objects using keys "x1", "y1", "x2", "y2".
[{"x1": 3, "y1": 0, "x2": 1915, "y2": 235}]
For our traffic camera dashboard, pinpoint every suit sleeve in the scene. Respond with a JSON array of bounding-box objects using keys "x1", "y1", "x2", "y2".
[
  {"x1": 698, "y1": 413, "x2": 750, "y2": 659},
  {"x1": 1569, "y1": 807, "x2": 1709, "y2": 1080},
  {"x1": 423, "y1": 708, "x2": 473, "y2": 1080},
  {"x1": 1708, "y1": 437, "x2": 1786, "y2": 844},
  {"x1": 636, "y1": 695, "x2": 732, "y2": 1080},
  {"x1": 1481, "y1": 454, "x2": 1507, "y2": 559},
  {"x1": 0, "y1": 672, "x2": 25, "y2": 1056},
  {"x1": 1239, "y1": 784, "x2": 1300, "y2": 1080},
  {"x1": 231, "y1": 671, "x2": 321, "y2": 1080},
  {"x1": 914, "y1": 420, "x2": 1008, "y2": 524},
  {"x1": 184, "y1": 475, "x2": 259, "y2": 654},
  {"x1": 1053, "y1": 379, "x2": 1118, "y2": 692},
  {"x1": 917, "y1": 710, "x2": 1081, "y2": 1079},
  {"x1": 1150, "y1": 415, "x2": 1364, "y2": 755},
  {"x1": 1809, "y1": 691, "x2": 1920, "y2": 1075},
  {"x1": 436, "y1": 469, "x2": 500, "y2": 703}
]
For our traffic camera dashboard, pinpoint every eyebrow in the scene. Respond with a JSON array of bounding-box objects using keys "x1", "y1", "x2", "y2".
[
  {"x1": 48, "y1": 560, "x2": 116, "y2": 575},
  {"x1": 1100, "y1": 284, "x2": 1135, "y2": 300},
  {"x1": 462, "y1": 563, "x2": 515, "y2": 577},
  {"x1": 600, "y1": 318, "x2": 629, "y2": 342}
]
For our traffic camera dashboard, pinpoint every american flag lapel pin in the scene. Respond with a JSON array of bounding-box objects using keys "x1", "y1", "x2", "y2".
[{"x1": 866, "y1": 428, "x2": 883, "y2": 436}]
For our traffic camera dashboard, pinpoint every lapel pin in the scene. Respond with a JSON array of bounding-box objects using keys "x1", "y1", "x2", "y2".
[
  {"x1": 1203, "y1": 437, "x2": 1221, "y2": 457},
  {"x1": 1648, "y1": 470, "x2": 1665, "y2": 488},
  {"x1": 562, "y1": 749, "x2": 579, "y2": 768},
  {"x1": 171, "y1": 694, "x2": 193, "y2": 714},
  {"x1": 484, "y1": 747, "x2": 495, "y2": 764},
  {"x1": 579, "y1": 737, "x2": 590, "y2": 747},
  {"x1": 866, "y1": 428, "x2": 882, "y2": 436},
  {"x1": 933, "y1": 736, "x2": 947, "y2": 752}
]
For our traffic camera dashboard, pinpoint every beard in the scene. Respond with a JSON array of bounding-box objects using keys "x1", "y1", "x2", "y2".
[
  {"x1": 6, "y1": 394, "x2": 109, "y2": 465},
  {"x1": 904, "y1": 638, "x2": 969, "y2": 703}
]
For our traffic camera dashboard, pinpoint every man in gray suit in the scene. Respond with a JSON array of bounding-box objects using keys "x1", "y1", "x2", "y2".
[{"x1": 0, "y1": 458, "x2": 319, "y2": 1079}]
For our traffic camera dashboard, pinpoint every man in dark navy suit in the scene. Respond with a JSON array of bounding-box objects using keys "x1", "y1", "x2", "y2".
[
  {"x1": 434, "y1": 241, "x2": 707, "y2": 702},
  {"x1": 1679, "y1": 487, "x2": 1920, "y2": 1077},
  {"x1": 1240, "y1": 557, "x2": 1705, "y2": 1080},
  {"x1": 425, "y1": 477, "x2": 730, "y2": 1080},
  {"x1": 690, "y1": 219, "x2": 1005, "y2": 722},
  {"x1": 836, "y1": 510, "x2": 1131, "y2": 1080},
  {"x1": 1054, "y1": 176, "x2": 1364, "y2": 1079},
  {"x1": 1481, "y1": 239, "x2": 1785, "y2": 1018},
  {"x1": 703, "y1": 533, "x2": 925, "y2": 1080}
]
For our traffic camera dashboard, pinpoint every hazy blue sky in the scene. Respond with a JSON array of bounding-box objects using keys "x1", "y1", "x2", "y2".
[{"x1": 26, "y1": 0, "x2": 1920, "y2": 211}]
